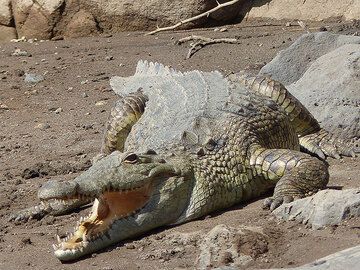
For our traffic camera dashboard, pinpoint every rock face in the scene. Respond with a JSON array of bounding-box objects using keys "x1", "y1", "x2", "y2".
[
  {"x1": 1, "y1": 0, "x2": 238, "y2": 40},
  {"x1": 1, "y1": 0, "x2": 360, "y2": 41},
  {"x1": 260, "y1": 32, "x2": 360, "y2": 85},
  {"x1": 244, "y1": 0, "x2": 360, "y2": 21},
  {"x1": 273, "y1": 189, "x2": 360, "y2": 229},
  {"x1": 0, "y1": 0, "x2": 12, "y2": 25},
  {"x1": 260, "y1": 32, "x2": 360, "y2": 147},
  {"x1": 0, "y1": 25, "x2": 16, "y2": 42}
]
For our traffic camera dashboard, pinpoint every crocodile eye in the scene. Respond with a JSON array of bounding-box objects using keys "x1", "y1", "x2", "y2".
[{"x1": 123, "y1": 153, "x2": 139, "y2": 164}]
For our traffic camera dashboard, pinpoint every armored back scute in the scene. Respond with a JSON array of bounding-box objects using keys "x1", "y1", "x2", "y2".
[{"x1": 110, "y1": 61, "x2": 242, "y2": 152}]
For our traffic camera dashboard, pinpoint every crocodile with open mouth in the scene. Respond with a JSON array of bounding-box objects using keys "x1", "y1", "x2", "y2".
[{"x1": 10, "y1": 61, "x2": 356, "y2": 261}]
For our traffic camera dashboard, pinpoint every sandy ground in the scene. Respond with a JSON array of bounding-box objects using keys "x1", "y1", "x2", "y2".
[{"x1": 0, "y1": 20, "x2": 359, "y2": 270}]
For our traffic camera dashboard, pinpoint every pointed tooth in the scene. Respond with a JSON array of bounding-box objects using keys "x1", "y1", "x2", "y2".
[
  {"x1": 56, "y1": 234, "x2": 61, "y2": 243},
  {"x1": 52, "y1": 244, "x2": 57, "y2": 251}
]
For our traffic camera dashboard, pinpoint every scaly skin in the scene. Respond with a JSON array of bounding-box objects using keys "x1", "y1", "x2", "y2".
[{"x1": 10, "y1": 71, "x2": 356, "y2": 261}]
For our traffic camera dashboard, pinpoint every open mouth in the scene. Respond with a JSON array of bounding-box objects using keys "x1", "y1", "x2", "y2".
[{"x1": 50, "y1": 183, "x2": 153, "y2": 253}]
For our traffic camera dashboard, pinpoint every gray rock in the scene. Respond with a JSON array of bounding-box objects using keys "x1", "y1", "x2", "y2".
[
  {"x1": 24, "y1": 73, "x2": 44, "y2": 84},
  {"x1": 260, "y1": 32, "x2": 360, "y2": 85},
  {"x1": 244, "y1": 0, "x2": 360, "y2": 21},
  {"x1": 260, "y1": 33, "x2": 360, "y2": 146},
  {"x1": 273, "y1": 189, "x2": 360, "y2": 229},
  {"x1": 196, "y1": 224, "x2": 268, "y2": 270},
  {"x1": 214, "y1": 245, "x2": 360, "y2": 270},
  {"x1": 287, "y1": 44, "x2": 360, "y2": 145}
]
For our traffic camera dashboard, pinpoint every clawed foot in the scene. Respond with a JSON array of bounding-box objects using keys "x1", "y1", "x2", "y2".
[
  {"x1": 300, "y1": 129, "x2": 357, "y2": 159},
  {"x1": 263, "y1": 195, "x2": 297, "y2": 211},
  {"x1": 9, "y1": 204, "x2": 51, "y2": 224}
]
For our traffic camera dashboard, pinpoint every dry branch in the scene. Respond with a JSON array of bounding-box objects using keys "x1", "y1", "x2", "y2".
[
  {"x1": 177, "y1": 35, "x2": 240, "y2": 59},
  {"x1": 145, "y1": 0, "x2": 241, "y2": 35}
]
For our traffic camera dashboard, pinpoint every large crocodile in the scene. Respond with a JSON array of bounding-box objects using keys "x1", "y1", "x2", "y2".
[{"x1": 11, "y1": 61, "x2": 356, "y2": 261}]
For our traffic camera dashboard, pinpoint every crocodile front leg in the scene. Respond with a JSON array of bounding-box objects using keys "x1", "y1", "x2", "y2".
[
  {"x1": 250, "y1": 147, "x2": 329, "y2": 211},
  {"x1": 9, "y1": 198, "x2": 91, "y2": 223}
]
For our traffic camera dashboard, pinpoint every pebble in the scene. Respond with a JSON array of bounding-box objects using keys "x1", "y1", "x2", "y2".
[
  {"x1": 24, "y1": 73, "x2": 44, "y2": 84},
  {"x1": 14, "y1": 69, "x2": 25, "y2": 77},
  {"x1": 95, "y1": 100, "x2": 107, "y2": 106},
  {"x1": 35, "y1": 123, "x2": 50, "y2": 130},
  {"x1": 11, "y1": 48, "x2": 31, "y2": 57},
  {"x1": 105, "y1": 56, "x2": 114, "y2": 61},
  {"x1": 219, "y1": 27, "x2": 228, "y2": 32},
  {"x1": 54, "y1": 107, "x2": 63, "y2": 114},
  {"x1": 0, "y1": 103, "x2": 9, "y2": 110},
  {"x1": 82, "y1": 92, "x2": 88, "y2": 98}
]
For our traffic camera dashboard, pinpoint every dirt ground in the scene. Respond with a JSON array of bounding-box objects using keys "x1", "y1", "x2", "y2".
[{"x1": 0, "y1": 20, "x2": 359, "y2": 270}]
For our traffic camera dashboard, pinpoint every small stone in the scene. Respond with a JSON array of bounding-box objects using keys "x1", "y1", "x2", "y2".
[
  {"x1": 95, "y1": 100, "x2": 107, "y2": 106},
  {"x1": 11, "y1": 48, "x2": 31, "y2": 57},
  {"x1": 80, "y1": 80, "x2": 89, "y2": 85},
  {"x1": 105, "y1": 56, "x2": 114, "y2": 61},
  {"x1": 319, "y1": 26, "x2": 328, "y2": 32},
  {"x1": 0, "y1": 103, "x2": 9, "y2": 110},
  {"x1": 82, "y1": 92, "x2": 88, "y2": 98},
  {"x1": 35, "y1": 123, "x2": 50, "y2": 130},
  {"x1": 125, "y1": 244, "x2": 136, "y2": 249},
  {"x1": 219, "y1": 27, "x2": 228, "y2": 32},
  {"x1": 54, "y1": 107, "x2": 63, "y2": 114},
  {"x1": 24, "y1": 73, "x2": 44, "y2": 84},
  {"x1": 285, "y1": 22, "x2": 292, "y2": 27},
  {"x1": 14, "y1": 69, "x2": 25, "y2": 77}
]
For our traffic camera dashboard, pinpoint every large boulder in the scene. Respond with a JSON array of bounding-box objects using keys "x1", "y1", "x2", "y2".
[
  {"x1": 12, "y1": 0, "x2": 65, "y2": 39},
  {"x1": 260, "y1": 32, "x2": 360, "y2": 85},
  {"x1": 273, "y1": 189, "x2": 360, "y2": 229},
  {"x1": 0, "y1": 25, "x2": 16, "y2": 41},
  {"x1": 0, "y1": 0, "x2": 12, "y2": 26},
  {"x1": 260, "y1": 33, "x2": 360, "y2": 146},
  {"x1": 244, "y1": 0, "x2": 360, "y2": 21}
]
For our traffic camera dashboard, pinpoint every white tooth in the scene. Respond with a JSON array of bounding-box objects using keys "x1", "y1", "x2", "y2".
[
  {"x1": 56, "y1": 234, "x2": 61, "y2": 243},
  {"x1": 52, "y1": 244, "x2": 57, "y2": 251},
  {"x1": 91, "y1": 198, "x2": 99, "y2": 213}
]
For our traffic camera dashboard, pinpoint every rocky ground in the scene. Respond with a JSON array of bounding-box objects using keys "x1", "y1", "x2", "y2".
[{"x1": 0, "y1": 19, "x2": 359, "y2": 270}]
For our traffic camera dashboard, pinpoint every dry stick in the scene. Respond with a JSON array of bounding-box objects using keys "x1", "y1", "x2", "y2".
[
  {"x1": 177, "y1": 35, "x2": 239, "y2": 59},
  {"x1": 145, "y1": 0, "x2": 241, "y2": 36}
]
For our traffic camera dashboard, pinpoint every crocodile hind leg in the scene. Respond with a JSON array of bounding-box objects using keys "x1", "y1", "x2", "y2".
[
  {"x1": 250, "y1": 147, "x2": 329, "y2": 211},
  {"x1": 93, "y1": 89, "x2": 148, "y2": 163},
  {"x1": 232, "y1": 73, "x2": 357, "y2": 159},
  {"x1": 10, "y1": 90, "x2": 148, "y2": 223}
]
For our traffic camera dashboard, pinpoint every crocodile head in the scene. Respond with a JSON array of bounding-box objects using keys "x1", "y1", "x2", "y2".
[{"x1": 38, "y1": 150, "x2": 193, "y2": 261}]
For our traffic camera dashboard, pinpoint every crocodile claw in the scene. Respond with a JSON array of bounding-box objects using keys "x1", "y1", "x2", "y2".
[
  {"x1": 9, "y1": 205, "x2": 50, "y2": 224},
  {"x1": 263, "y1": 195, "x2": 296, "y2": 211},
  {"x1": 299, "y1": 129, "x2": 357, "y2": 159}
]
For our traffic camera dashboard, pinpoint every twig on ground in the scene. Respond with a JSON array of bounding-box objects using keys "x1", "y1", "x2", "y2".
[
  {"x1": 177, "y1": 35, "x2": 239, "y2": 59},
  {"x1": 297, "y1": 20, "x2": 311, "y2": 34},
  {"x1": 145, "y1": 0, "x2": 241, "y2": 35}
]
